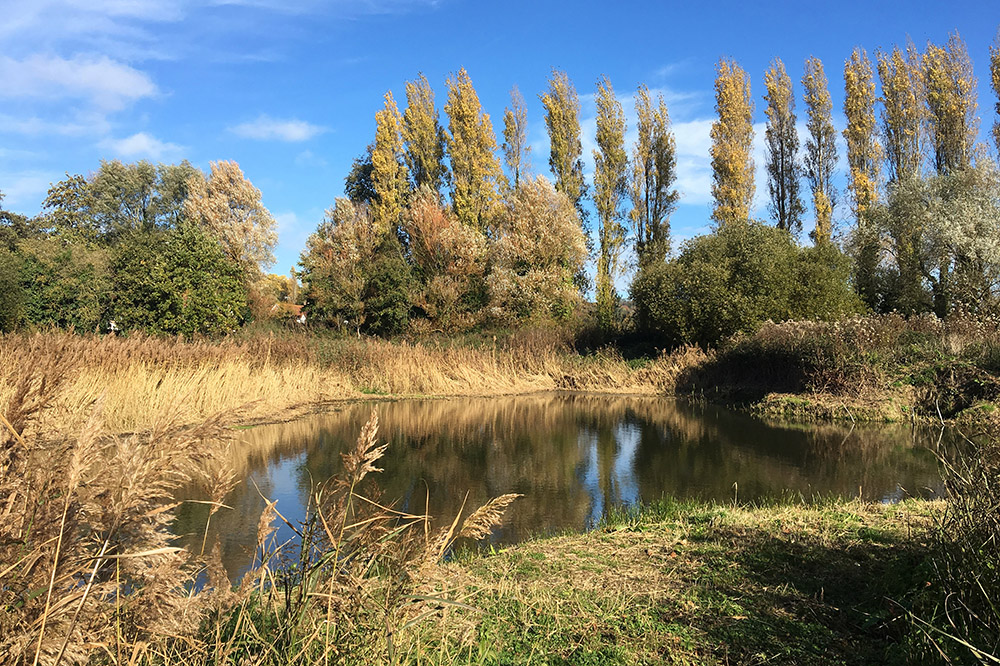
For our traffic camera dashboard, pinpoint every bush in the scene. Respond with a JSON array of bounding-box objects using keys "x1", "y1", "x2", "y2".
[
  {"x1": 111, "y1": 223, "x2": 248, "y2": 336},
  {"x1": 0, "y1": 249, "x2": 23, "y2": 331},
  {"x1": 16, "y1": 238, "x2": 111, "y2": 332},
  {"x1": 631, "y1": 222, "x2": 862, "y2": 347}
]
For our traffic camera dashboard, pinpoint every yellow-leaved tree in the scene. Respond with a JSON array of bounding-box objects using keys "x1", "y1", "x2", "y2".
[
  {"x1": 710, "y1": 58, "x2": 755, "y2": 227},
  {"x1": 444, "y1": 68, "x2": 505, "y2": 231},
  {"x1": 878, "y1": 44, "x2": 924, "y2": 183},
  {"x1": 843, "y1": 47, "x2": 883, "y2": 309},
  {"x1": 402, "y1": 73, "x2": 448, "y2": 192},
  {"x1": 540, "y1": 70, "x2": 587, "y2": 219},
  {"x1": 802, "y1": 56, "x2": 838, "y2": 244},
  {"x1": 371, "y1": 91, "x2": 408, "y2": 237},
  {"x1": 923, "y1": 32, "x2": 979, "y2": 174}
]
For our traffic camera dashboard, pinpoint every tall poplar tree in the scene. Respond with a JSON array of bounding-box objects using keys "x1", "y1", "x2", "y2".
[
  {"x1": 710, "y1": 58, "x2": 755, "y2": 227},
  {"x1": 592, "y1": 76, "x2": 628, "y2": 328},
  {"x1": 843, "y1": 48, "x2": 882, "y2": 223},
  {"x1": 502, "y1": 86, "x2": 531, "y2": 190},
  {"x1": 402, "y1": 73, "x2": 448, "y2": 192},
  {"x1": 878, "y1": 45, "x2": 924, "y2": 183},
  {"x1": 802, "y1": 56, "x2": 839, "y2": 244},
  {"x1": 540, "y1": 70, "x2": 587, "y2": 219},
  {"x1": 843, "y1": 47, "x2": 883, "y2": 309},
  {"x1": 630, "y1": 86, "x2": 678, "y2": 266},
  {"x1": 763, "y1": 58, "x2": 804, "y2": 235},
  {"x1": 444, "y1": 68, "x2": 504, "y2": 230},
  {"x1": 923, "y1": 33, "x2": 978, "y2": 174},
  {"x1": 372, "y1": 91, "x2": 408, "y2": 237}
]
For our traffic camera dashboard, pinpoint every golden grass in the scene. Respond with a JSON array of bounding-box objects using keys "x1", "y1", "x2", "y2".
[{"x1": 0, "y1": 330, "x2": 697, "y2": 434}]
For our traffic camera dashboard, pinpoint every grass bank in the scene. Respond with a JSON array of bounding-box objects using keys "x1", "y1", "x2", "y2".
[
  {"x1": 676, "y1": 314, "x2": 1000, "y2": 425},
  {"x1": 404, "y1": 498, "x2": 943, "y2": 665}
]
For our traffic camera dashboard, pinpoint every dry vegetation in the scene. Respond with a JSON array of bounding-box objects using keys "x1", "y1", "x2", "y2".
[
  {"x1": 0, "y1": 329, "x2": 694, "y2": 435},
  {"x1": 0, "y1": 342, "x2": 523, "y2": 665}
]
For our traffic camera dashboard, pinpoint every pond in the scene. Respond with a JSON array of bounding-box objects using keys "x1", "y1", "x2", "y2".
[{"x1": 173, "y1": 393, "x2": 949, "y2": 579}]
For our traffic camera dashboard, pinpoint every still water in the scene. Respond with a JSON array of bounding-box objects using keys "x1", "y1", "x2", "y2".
[{"x1": 174, "y1": 393, "x2": 948, "y2": 579}]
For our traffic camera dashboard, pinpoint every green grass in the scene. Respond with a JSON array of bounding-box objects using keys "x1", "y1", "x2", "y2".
[{"x1": 397, "y1": 499, "x2": 942, "y2": 665}]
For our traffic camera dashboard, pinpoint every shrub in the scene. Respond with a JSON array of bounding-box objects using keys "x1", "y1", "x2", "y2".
[{"x1": 632, "y1": 221, "x2": 862, "y2": 347}]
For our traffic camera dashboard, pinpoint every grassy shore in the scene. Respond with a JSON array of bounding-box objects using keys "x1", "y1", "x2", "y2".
[{"x1": 402, "y1": 499, "x2": 943, "y2": 665}]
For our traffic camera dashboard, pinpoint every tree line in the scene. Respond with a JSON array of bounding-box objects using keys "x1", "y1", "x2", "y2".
[
  {"x1": 3, "y1": 30, "x2": 1000, "y2": 344},
  {"x1": 0, "y1": 161, "x2": 278, "y2": 335}
]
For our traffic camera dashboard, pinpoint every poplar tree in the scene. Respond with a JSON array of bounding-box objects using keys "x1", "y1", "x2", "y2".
[
  {"x1": 502, "y1": 86, "x2": 531, "y2": 190},
  {"x1": 763, "y1": 58, "x2": 804, "y2": 235},
  {"x1": 802, "y1": 56, "x2": 839, "y2": 244},
  {"x1": 992, "y1": 35, "x2": 1000, "y2": 155},
  {"x1": 710, "y1": 58, "x2": 755, "y2": 227},
  {"x1": 923, "y1": 33, "x2": 978, "y2": 174},
  {"x1": 592, "y1": 76, "x2": 628, "y2": 328},
  {"x1": 630, "y1": 86, "x2": 678, "y2": 266},
  {"x1": 843, "y1": 47, "x2": 883, "y2": 309},
  {"x1": 540, "y1": 70, "x2": 587, "y2": 218},
  {"x1": 843, "y1": 48, "x2": 882, "y2": 223},
  {"x1": 444, "y1": 68, "x2": 505, "y2": 230},
  {"x1": 371, "y1": 91, "x2": 408, "y2": 237},
  {"x1": 878, "y1": 45, "x2": 924, "y2": 183},
  {"x1": 402, "y1": 73, "x2": 448, "y2": 192}
]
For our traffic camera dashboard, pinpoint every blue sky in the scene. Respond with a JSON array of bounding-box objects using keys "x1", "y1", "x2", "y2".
[{"x1": 1, "y1": 0, "x2": 997, "y2": 284}]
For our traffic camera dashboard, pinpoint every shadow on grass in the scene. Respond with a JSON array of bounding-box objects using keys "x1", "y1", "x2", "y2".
[{"x1": 676, "y1": 520, "x2": 932, "y2": 665}]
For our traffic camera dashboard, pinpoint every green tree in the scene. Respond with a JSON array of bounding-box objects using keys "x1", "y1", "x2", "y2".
[
  {"x1": 802, "y1": 56, "x2": 839, "y2": 244},
  {"x1": 923, "y1": 33, "x2": 979, "y2": 174},
  {"x1": 629, "y1": 86, "x2": 678, "y2": 266},
  {"x1": 540, "y1": 70, "x2": 587, "y2": 221},
  {"x1": 345, "y1": 145, "x2": 376, "y2": 204},
  {"x1": 0, "y1": 248, "x2": 24, "y2": 331},
  {"x1": 371, "y1": 91, "x2": 409, "y2": 237},
  {"x1": 502, "y1": 86, "x2": 531, "y2": 190},
  {"x1": 843, "y1": 47, "x2": 884, "y2": 310},
  {"x1": 763, "y1": 58, "x2": 804, "y2": 235},
  {"x1": 444, "y1": 68, "x2": 505, "y2": 231},
  {"x1": 710, "y1": 58, "x2": 755, "y2": 227},
  {"x1": 592, "y1": 76, "x2": 628, "y2": 329},
  {"x1": 17, "y1": 238, "x2": 111, "y2": 331},
  {"x1": 630, "y1": 222, "x2": 859, "y2": 346},
  {"x1": 299, "y1": 199, "x2": 414, "y2": 335},
  {"x1": 402, "y1": 73, "x2": 448, "y2": 192},
  {"x1": 111, "y1": 224, "x2": 248, "y2": 336},
  {"x1": 42, "y1": 161, "x2": 201, "y2": 243}
]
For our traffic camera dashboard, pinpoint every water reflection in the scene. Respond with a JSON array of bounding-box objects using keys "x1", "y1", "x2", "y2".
[{"x1": 174, "y1": 393, "x2": 948, "y2": 579}]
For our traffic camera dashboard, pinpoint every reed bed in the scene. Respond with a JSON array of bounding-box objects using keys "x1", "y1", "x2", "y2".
[
  {"x1": 0, "y1": 342, "x2": 521, "y2": 665},
  {"x1": 0, "y1": 330, "x2": 691, "y2": 434}
]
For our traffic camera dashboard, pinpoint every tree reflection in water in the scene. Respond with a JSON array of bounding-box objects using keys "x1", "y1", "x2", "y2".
[{"x1": 173, "y1": 393, "x2": 949, "y2": 579}]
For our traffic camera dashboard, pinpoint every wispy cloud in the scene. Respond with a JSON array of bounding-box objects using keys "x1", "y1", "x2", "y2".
[
  {"x1": 230, "y1": 115, "x2": 327, "y2": 142},
  {"x1": 0, "y1": 54, "x2": 158, "y2": 110},
  {"x1": 0, "y1": 171, "x2": 58, "y2": 212},
  {"x1": 100, "y1": 132, "x2": 185, "y2": 160}
]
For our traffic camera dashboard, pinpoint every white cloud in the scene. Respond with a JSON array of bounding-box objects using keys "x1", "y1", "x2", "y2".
[
  {"x1": 230, "y1": 115, "x2": 326, "y2": 142},
  {"x1": 0, "y1": 54, "x2": 157, "y2": 110},
  {"x1": 101, "y1": 132, "x2": 184, "y2": 160}
]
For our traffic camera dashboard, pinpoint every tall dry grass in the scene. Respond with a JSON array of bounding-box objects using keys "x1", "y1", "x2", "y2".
[
  {"x1": 0, "y1": 342, "x2": 522, "y2": 664},
  {"x1": 0, "y1": 330, "x2": 692, "y2": 434}
]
